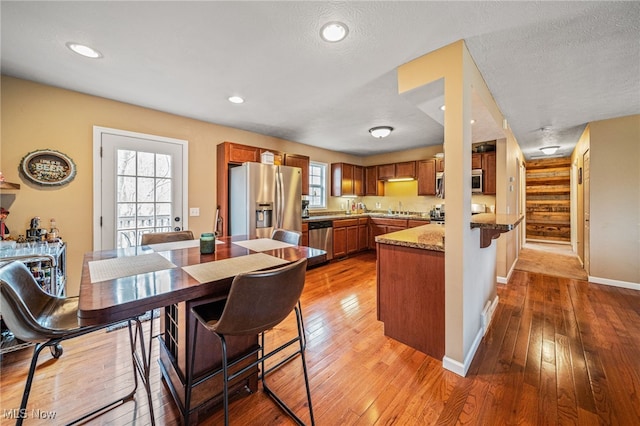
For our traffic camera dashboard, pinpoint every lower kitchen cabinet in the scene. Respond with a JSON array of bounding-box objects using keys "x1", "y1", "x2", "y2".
[
  {"x1": 368, "y1": 218, "x2": 408, "y2": 249},
  {"x1": 301, "y1": 222, "x2": 309, "y2": 246},
  {"x1": 333, "y1": 218, "x2": 368, "y2": 258}
]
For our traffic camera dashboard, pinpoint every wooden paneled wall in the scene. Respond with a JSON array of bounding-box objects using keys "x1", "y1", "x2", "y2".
[{"x1": 525, "y1": 157, "x2": 571, "y2": 242}]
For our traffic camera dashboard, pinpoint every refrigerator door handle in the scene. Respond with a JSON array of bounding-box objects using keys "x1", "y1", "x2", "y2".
[{"x1": 278, "y1": 169, "x2": 284, "y2": 228}]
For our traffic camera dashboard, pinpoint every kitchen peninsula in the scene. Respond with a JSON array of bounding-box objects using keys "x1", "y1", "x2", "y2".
[{"x1": 375, "y1": 214, "x2": 522, "y2": 359}]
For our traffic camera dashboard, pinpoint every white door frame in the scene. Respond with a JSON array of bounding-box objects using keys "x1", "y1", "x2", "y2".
[{"x1": 92, "y1": 126, "x2": 189, "y2": 251}]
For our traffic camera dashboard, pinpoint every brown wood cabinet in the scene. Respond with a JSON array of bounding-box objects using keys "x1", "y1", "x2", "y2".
[
  {"x1": 365, "y1": 166, "x2": 384, "y2": 196},
  {"x1": 395, "y1": 161, "x2": 416, "y2": 179},
  {"x1": 482, "y1": 152, "x2": 496, "y2": 194},
  {"x1": 368, "y1": 218, "x2": 408, "y2": 249},
  {"x1": 333, "y1": 218, "x2": 368, "y2": 258},
  {"x1": 377, "y1": 161, "x2": 416, "y2": 180},
  {"x1": 358, "y1": 218, "x2": 369, "y2": 251},
  {"x1": 435, "y1": 158, "x2": 445, "y2": 173},
  {"x1": 284, "y1": 153, "x2": 310, "y2": 195},
  {"x1": 331, "y1": 163, "x2": 364, "y2": 197},
  {"x1": 377, "y1": 164, "x2": 395, "y2": 180},
  {"x1": 408, "y1": 220, "x2": 429, "y2": 228},
  {"x1": 472, "y1": 153, "x2": 483, "y2": 170},
  {"x1": 377, "y1": 243, "x2": 444, "y2": 359},
  {"x1": 417, "y1": 159, "x2": 436, "y2": 196},
  {"x1": 301, "y1": 222, "x2": 309, "y2": 246}
]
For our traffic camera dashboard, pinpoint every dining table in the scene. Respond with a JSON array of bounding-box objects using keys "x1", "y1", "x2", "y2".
[{"x1": 78, "y1": 235, "x2": 326, "y2": 425}]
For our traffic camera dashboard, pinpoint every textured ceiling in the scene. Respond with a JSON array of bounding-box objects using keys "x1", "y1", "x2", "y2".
[{"x1": 2, "y1": 1, "x2": 638, "y2": 159}]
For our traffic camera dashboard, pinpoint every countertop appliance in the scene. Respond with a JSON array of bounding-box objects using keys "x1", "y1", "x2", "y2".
[
  {"x1": 308, "y1": 220, "x2": 333, "y2": 260},
  {"x1": 230, "y1": 162, "x2": 302, "y2": 239},
  {"x1": 301, "y1": 199, "x2": 310, "y2": 218}
]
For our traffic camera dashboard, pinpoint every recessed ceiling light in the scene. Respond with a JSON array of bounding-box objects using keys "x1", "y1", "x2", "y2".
[
  {"x1": 228, "y1": 96, "x2": 244, "y2": 104},
  {"x1": 369, "y1": 126, "x2": 393, "y2": 138},
  {"x1": 470, "y1": 119, "x2": 476, "y2": 124},
  {"x1": 66, "y1": 42, "x2": 102, "y2": 58},
  {"x1": 320, "y1": 22, "x2": 349, "y2": 42},
  {"x1": 540, "y1": 146, "x2": 560, "y2": 155},
  {"x1": 440, "y1": 105, "x2": 446, "y2": 111}
]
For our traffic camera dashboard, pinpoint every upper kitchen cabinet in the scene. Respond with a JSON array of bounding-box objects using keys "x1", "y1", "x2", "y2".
[
  {"x1": 417, "y1": 159, "x2": 436, "y2": 196},
  {"x1": 284, "y1": 153, "x2": 310, "y2": 195},
  {"x1": 482, "y1": 151, "x2": 496, "y2": 194},
  {"x1": 227, "y1": 142, "x2": 260, "y2": 163},
  {"x1": 472, "y1": 153, "x2": 482, "y2": 169},
  {"x1": 377, "y1": 161, "x2": 417, "y2": 180},
  {"x1": 365, "y1": 166, "x2": 384, "y2": 196},
  {"x1": 331, "y1": 163, "x2": 364, "y2": 197},
  {"x1": 435, "y1": 158, "x2": 445, "y2": 173}
]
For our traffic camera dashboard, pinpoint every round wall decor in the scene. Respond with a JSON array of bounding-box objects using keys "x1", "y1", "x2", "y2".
[{"x1": 19, "y1": 149, "x2": 77, "y2": 186}]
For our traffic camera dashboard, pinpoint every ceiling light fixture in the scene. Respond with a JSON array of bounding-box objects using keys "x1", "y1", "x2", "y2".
[
  {"x1": 440, "y1": 105, "x2": 446, "y2": 111},
  {"x1": 320, "y1": 22, "x2": 349, "y2": 42},
  {"x1": 540, "y1": 146, "x2": 560, "y2": 155},
  {"x1": 66, "y1": 42, "x2": 102, "y2": 58},
  {"x1": 369, "y1": 126, "x2": 393, "y2": 138},
  {"x1": 228, "y1": 96, "x2": 244, "y2": 104}
]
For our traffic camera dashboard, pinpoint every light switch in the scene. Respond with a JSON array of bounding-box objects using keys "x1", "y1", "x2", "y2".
[{"x1": 189, "y1": 207, "x2": 200, "y2": 217}]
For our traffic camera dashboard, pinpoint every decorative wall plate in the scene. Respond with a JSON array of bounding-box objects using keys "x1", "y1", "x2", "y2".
[{"x1": 19, "y1": 149, "x2": 77, "y2": 186}]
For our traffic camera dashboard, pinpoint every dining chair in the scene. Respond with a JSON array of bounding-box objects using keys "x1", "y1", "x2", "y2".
[
  {"x1": 140, "y1": 230, "x2": 194, "y2": 245},
  {"x1": 0, "y1": 261, "x2": 155, "y2": 425},
  {"x1": 270, "y1": 228, "x2": 302, "y2": 246},
  {"x1": 185, "y1": 258, "x2": 314, "y2": 426},
  {"x1": 271, "y1": 228, "x2": 307, "y2": 348}
]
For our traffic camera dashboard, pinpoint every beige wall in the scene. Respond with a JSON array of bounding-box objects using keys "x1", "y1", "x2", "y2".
[
  {"x1": 586, "y1": 115, "x2": 639, "y2": 286},
  {"x1": 0, "y1": 76, "x2": 359, "y2": 294},
  {"x1": 397, "y1": 40, "x2": 523, "y2": 375}
]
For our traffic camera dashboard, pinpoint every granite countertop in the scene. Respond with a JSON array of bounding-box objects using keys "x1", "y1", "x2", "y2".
[
  {"x1": 375, "y1": 213, "x2": 524, "y2": 251},
  {"x1": 375, "y1": 224, "x2": 445, "y2": 252}
]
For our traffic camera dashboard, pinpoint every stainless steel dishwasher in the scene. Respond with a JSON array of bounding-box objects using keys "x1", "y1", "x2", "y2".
[{"x1": 308, "y1": 220, "x2": 333, "y2": 260}]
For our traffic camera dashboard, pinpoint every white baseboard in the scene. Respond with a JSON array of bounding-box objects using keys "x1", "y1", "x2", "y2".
[
  {"x1": 497, "y1": 260, "x2": 517, "y2": 284},
  {"x1": 589, "y1": 276, "x2": 640, "y2": 291},
  {"x1": 442, "y1": 326, "x2": 484, "y2": 377}
]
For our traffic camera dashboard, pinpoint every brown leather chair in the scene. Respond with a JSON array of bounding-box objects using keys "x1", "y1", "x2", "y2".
[
  {"x1": 140, "y1": 230, "x2": 194, "y2": 245},
  {"x1": 0, "y1": 261, "x2": 155, "y2": 425},
  {"x1": 271, "y1": 228, "x2": 307, "y2": 348},
  {"x1": 271, "y1": 228, "x2": 302, "y2": 246},
  {"x1": 186, "y1": 258, "x2": 314, "y2": 426}
]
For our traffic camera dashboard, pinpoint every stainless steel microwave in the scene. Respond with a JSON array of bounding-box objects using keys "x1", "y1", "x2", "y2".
[{"x1": 471, "y1": 169, "x2": 483, "y2": 192}]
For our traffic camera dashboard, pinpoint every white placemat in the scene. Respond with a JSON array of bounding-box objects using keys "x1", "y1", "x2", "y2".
[
  {"x1": 232, "y1": 238, "x2": 295, "y2": 252},
  {"x1": 89, "y1": 252, "x2": 177, "y2": 283},
  {"x1": 182, "y1": 253, "x2": 289, "y2": 283}
]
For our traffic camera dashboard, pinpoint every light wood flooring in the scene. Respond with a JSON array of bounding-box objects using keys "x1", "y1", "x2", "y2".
[{"x1": 1, "y1": 252, "x2": 639, "y2": 425}]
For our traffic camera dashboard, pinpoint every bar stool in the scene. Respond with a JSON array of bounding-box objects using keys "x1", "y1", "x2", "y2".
[
  {"x1": 186, "y1": 258, "x2": 314, "y2": 426},
  {"x1": 0, "y1": 261, "x2": 155, "y2": 425},
  {"x1": 271, "y1": 228, "x2": 308, "y2": 349}
]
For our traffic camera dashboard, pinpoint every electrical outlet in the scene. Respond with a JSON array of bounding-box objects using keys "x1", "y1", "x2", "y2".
[{"x1": 189, "y1": 207, "x2": 200, "y2": 217}]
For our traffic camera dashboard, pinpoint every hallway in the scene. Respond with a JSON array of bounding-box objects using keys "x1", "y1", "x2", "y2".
[{"x1": 515, "y1": 242, "x2": 587, "y2": 280}]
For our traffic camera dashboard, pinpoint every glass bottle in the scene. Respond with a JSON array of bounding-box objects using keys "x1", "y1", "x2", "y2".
[{"x1": 48, "y1": 218, "x2": 59, "y2": 243}]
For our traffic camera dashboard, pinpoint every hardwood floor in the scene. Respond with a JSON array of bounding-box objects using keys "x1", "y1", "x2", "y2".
[{"x1": 1, "y1": 252, "x2": 639, "y2": 425}]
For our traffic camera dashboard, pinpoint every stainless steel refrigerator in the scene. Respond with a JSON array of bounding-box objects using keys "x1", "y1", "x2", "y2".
[{"x1": 229, "y1": 162, "x2": 302, "y2": 239}]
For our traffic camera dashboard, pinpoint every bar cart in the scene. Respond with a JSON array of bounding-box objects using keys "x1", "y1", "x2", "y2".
[{"x1": 1, "y1": 241, "x2": 67, "y2": 356}]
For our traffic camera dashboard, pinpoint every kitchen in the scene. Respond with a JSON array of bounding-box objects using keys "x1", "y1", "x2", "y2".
[{"x1": 1, "y1": 2, "x2": 639, "y2": 425}]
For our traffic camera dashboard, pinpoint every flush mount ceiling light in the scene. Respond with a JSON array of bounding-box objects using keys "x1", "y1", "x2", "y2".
[
  {"x1": 369, "y1": 126, "x2": 393, "y2": 138},
  {"x1": 66, "y1": 42, "x2": 102, "y2": 58},
  {"x1": 228, "y1": 96, "x2": 244, "y2": 104},
  {"x1": 540, "y1": 146, "x2": 560, "y2": 155},
  {"x1": 320, "y1": 22, "x2": 349, "y2": 42}
]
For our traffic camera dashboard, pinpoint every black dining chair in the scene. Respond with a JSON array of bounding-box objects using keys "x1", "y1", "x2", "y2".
[
  {"x1": 185, "y1": 258, "x2": 314, "y2": 426},
  {"x1": 140, "y1": 230, "x2": 194, "y2": 245},
  {"x1": 0, "y1": 261, "x2": 155, "y2": 425}
]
